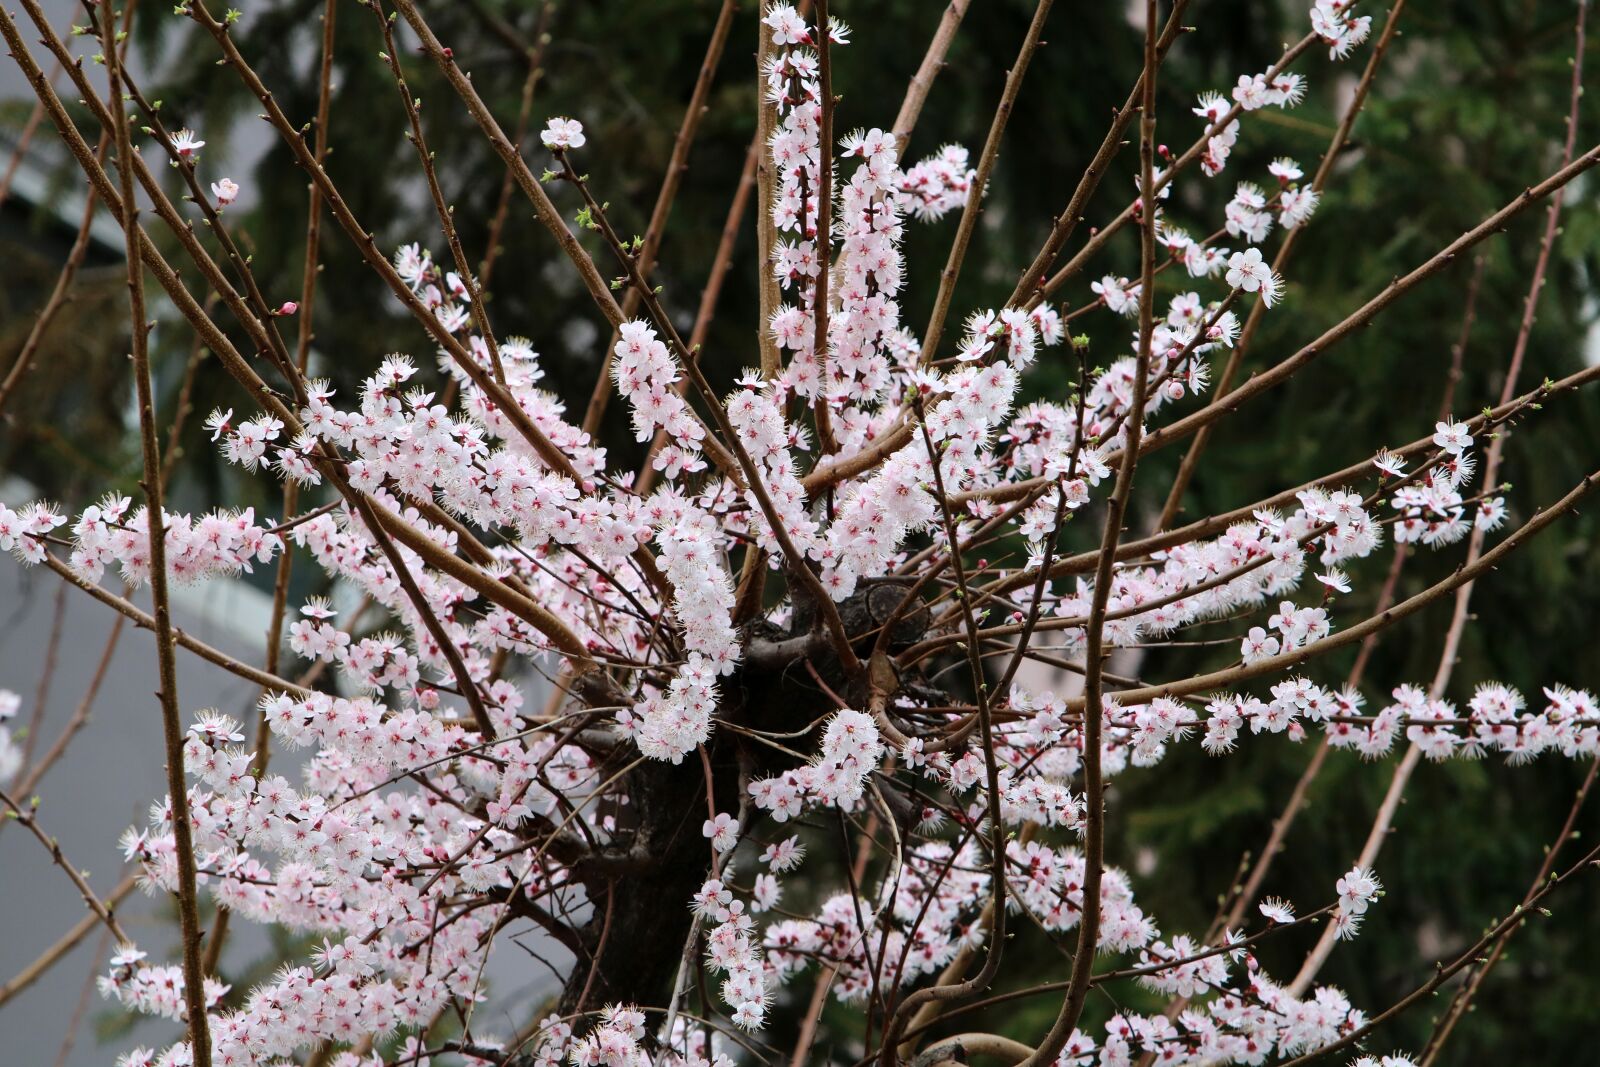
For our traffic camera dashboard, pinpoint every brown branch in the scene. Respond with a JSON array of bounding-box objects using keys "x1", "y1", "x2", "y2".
[
  {"x1": 371, "y1": 0, "x2": 508, "y2": 386},
  {"x1": 478, "y1": 6, "x2": 552, "y2": 291},
  {"x1": 1007, "y1": 0, "x2": 1190, "y2": 308},
  {"x1": 1016, "y1": 3, "x2": 1158, "y2": 1060},
  {"x1": 636, "y1": 133, "x2": 761, "y2": 495},
  {"x1": 919, "y1": 0, "x2": 1055, "y2": 365},
  {"x1": 100, "y1": 0, "x2": 212, "y2": 1055},
  {"x1": 383, "y1": 0, "x2": 626, "y2": 328},
  {"x1": 890, "y1": 0, "x2": 972, "y2": 156},
  {"x1": 51, "y1": 924, "x2": 112, "y2": 1067},
  {"x1": 40, "y1": 555, "x2": 309, "y2": 695},
  {"x1": 1155, "y1": 0, "x2": 1409, "y2": 529},
  {"x1": 876, "y1": 418, "x2": 1014, "y2": 1061},
  {"x1": 1274, "y1": 838, "x2": 1600, "y2": 1067},
  {"x1": 255, "y1": 0, "x2": 338, "y2": 771},
  {"x1": 0, "y1": 157, "x2": 103, "y2": 416},
  {"x1": 455, "y1": 0, "x2": 541, "y2": 60},
  {"x1": 9, "y1": 614, "x2": 125, "y2": 804},
  {"x1": 581, "y1": 0, "x2": 739, "y2": 435},
  {"x1": 1418, "y1": 757, "x2": 1598, "y2": 1064}
]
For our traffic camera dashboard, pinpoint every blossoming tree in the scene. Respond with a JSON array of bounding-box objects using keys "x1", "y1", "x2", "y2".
[{"x1": 1, "y1": 1, "x2": 1598, "y2": 1065}]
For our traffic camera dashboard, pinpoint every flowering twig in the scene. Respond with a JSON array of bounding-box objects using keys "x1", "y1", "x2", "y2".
[
  {"x1": 920, "y1": 0, "x2": 1055, "y2": 365},
  {"x1": 1018, "y1": 5, "x2": 1159, "y2": 1062},
  {"x1": 582, "y1": 0, "x2": 739, "y2": 434},
  {"x1": 1291, "y1": 0, "x2": 1587, "y2": 994},
  {"x1": 1156, "y1": 0, "x2": 1410, "y2": 529},
  {"x1": 100, "y1": 0, "x2": 212, "y2": 1055},
  {"x1": 384, "y1": 0, "x2": 628, "y2": 327}
]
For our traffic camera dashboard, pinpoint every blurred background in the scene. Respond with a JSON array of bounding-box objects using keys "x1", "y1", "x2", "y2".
[{"x1": 2, "y1": 0, "x2": 1600, "y2": 1063}]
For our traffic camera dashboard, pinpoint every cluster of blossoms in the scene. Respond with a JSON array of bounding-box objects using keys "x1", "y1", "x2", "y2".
[
  {"x1": 628, "y1": 499, "x2": 739, "y2": 761},
  {"x1": 2, "y1": 494, "x2": 282, "y2": 581},
  {"x1": 723, "y1": 376, "x2": 822, "y2": 560},
  {"x1": 760, "y1": 4, "x2": 972, "y2": 423},
  {"x1": 1113, "y1": 679, "x2": 1600, "y2": 766},
  {"x1": 1192, "y1": 52, "x2": 1303, "y2": 181},
  {"x1": 690, "y1": 875, "x2": 769, "y2": 1030},
  {"x1": 759, "y1": 825, "x2": 1393, "y2": 1065},
  {"x1": 1081, "y1": 979, "x2": 1366, "y2": 1067},
  {"x1": 1335, "y1": 682, "x2": 1600, "y2": 763},
  {"x1": 99, "y1": 943, "x2": 229, "y2": 1026},
  {"x1": 612, "y1": 320, "x2": 706, "y2": 470},
  {"x1": 1333, "y1": 865, "x2": 1383, "y2": 941},
  {"x1": 0, "y1": 499, "x2": 67, "y2": 564},
  {"x1": 1385, "y1": 420, "x2": 1505, "y2": 545},
  {"x1": 890, "y1": 672, "x2": 1594, "y2": 837},
  {"x1": 104, "y1": 673, "x2": 604, "y2": 1066},
  {"x1": 1311, "y1": 0, "x2": 1374, "y2": 59},
  {"x1": 811, "y1": 309, "x2": 1049, "y2": 599},
  {"x1": 1, "y1": 3, "x2": 1590, "y2": 1066},
  {"x1": 748, "y1": 707, "x2": 884, "y2": 820}
]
